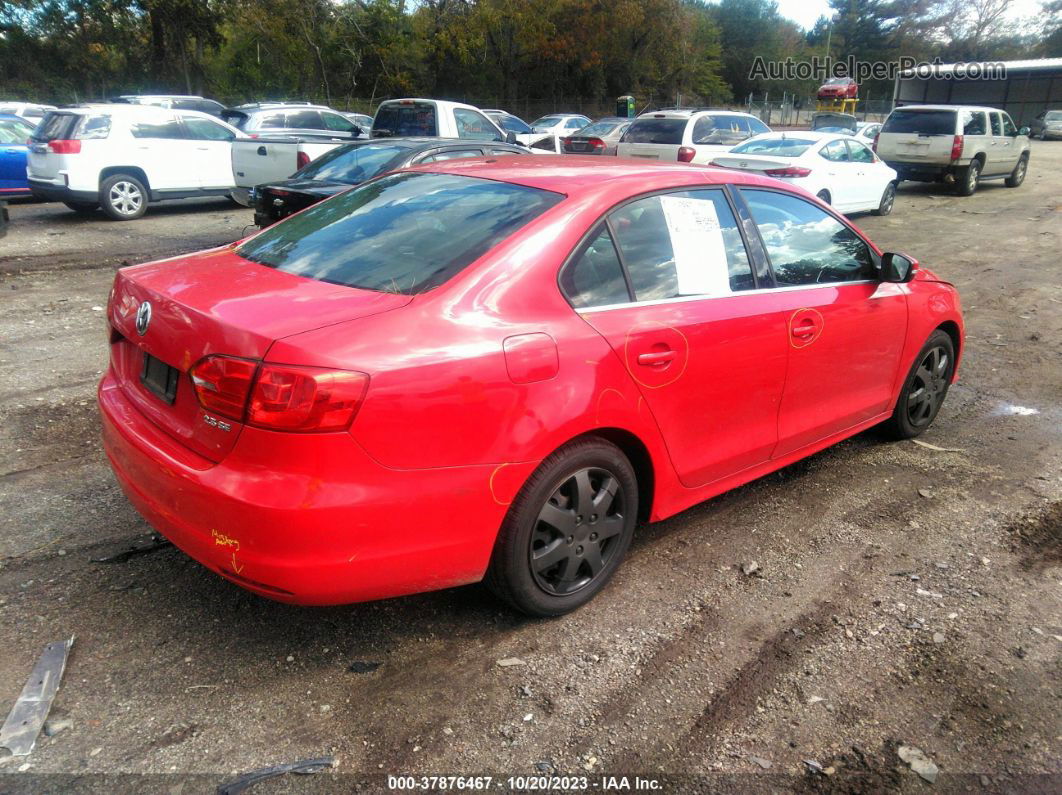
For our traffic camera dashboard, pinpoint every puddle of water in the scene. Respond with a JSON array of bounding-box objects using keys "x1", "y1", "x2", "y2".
[{"x1": 997, "y1": 403, "x2": 1040, "y2": 416}]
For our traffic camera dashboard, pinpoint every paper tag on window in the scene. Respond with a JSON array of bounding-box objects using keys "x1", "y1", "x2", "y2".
[{"x1": 659, "y1": 195, "x2": 730, "y2": 296}]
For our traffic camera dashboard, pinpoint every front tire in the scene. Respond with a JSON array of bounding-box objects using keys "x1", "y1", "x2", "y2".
[
  {"x1": 1004, "y1": 154, "x2": 1028, "y2": 188},
  {"x1": 874, "y1": 182, "x2": 896, "y2": 216},
  {"x1": 881, "y1": 330, "x2": 955, "y2": 440},
  {"x1": 955, "y1": 159, "x2": 981, "y2": 196},
  {"x1": 100, "y1": 174, "x2": 148, "y2": 220},
  {"x1": 485, "y1": 438, "x2": 638, "y2": 616}
]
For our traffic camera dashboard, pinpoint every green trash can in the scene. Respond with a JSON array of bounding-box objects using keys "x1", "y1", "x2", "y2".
[{"x1": 616, "y1": 95, "x2": 635, "y2": 119}]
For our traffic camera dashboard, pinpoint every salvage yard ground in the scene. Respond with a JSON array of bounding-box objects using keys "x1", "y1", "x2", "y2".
[{"x1": 0, "y1": 148, "x2": 1059, "y2": 791}]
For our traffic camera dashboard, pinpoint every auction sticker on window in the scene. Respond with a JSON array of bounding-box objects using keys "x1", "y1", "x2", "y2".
[{"x1": 659, "y1": 195, "x2": 730, "y2": 297}]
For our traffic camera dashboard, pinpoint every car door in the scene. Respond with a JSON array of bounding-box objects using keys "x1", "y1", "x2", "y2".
[
  {"x1": 844, "y1": 139, "x2": 885, "y2": 208},
  {"x1": 816, "y1": 139, "x2": 858, "y2": 209},
  {"x1": 181, "y1": 116, "x2": 237, "y2": 188},
  {"x1": 0, "y1": 122, "x2": 29, "y2": 193},
  {"x1": 128, "y1": 113, "x2": 190, "y2": 190},
  {"x1": 563, "y1": 188, "x2": 788, "y2": 489},
  {"x1": 996, "y1": 112, "x2": 1020, "y2": 174},
  {"x1": 737, "y1": 188, "x2": 908, "y2": 457},
  {"x1": 987, "y1": 112, "x2": 1009, "y2": 175}
]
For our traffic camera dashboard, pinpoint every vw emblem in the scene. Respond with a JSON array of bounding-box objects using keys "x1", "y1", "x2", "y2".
[{"x1": 135, "y1": 301, "x2": 152, "y2": 336}]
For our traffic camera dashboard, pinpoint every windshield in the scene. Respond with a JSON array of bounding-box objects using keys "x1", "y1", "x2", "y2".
[
  {"x1": 530, "y1": 116, "x2": 564, "y2": 127},
  {"x1": 237, "y1": 173, "x2": 564, "y2": 295},
  {"x1": 0, "y1": 118, "x2": 34, "y2": 142},
  {"x1": 575, "y1": 121, "x2": 619, "y2": 137},
  {"x1": 882, "y1": 109, "x2": 955, "y2": 135},
  {"x1": 296, "y1": 143, "x2": 409, "y2": 183},
  {"x1": 825, "y1": 77, "x2": 850, "y2": 85},
  {"x1": 621, "y1": 118, "x2": 685, "y2": 145},
  {"x1": 730, "y1": 137, "x2": 815, "y2": 156}
]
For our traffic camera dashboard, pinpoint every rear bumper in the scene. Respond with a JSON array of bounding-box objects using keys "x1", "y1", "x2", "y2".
[
  {"x1": 98, "y1": 371, "x2": 514, "y2": 605},
  {"x1": 29, "y1": 178, "x2": 97, "y2": 203},
  {"x1": 884, "y1": 162, "x2": 955, "y2": 181}
]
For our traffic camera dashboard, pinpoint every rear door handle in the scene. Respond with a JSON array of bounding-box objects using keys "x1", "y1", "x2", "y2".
[{"x1": 637, "y1": 350, "x2": 677, "y2": 366}]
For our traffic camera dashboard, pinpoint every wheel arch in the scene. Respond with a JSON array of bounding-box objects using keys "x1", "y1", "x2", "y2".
[
  {"x1": 99, "y1": 166, "x2": 151, "y2": 194},
  {"x1": 569, "y1": 427, "x2": 655, "y2": 523},
  {"x1": 936, "y1": 319, "x2": 963, "y2": 376}
]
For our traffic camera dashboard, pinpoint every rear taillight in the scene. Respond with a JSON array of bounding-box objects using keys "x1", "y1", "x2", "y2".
[
  {"x1": 189, "y1": 355, "x2": 368, "y2": 432},
  {"x1": 872, "y1": 133, "x2": 879, "y2": 153},
  {"x1": 47, "y1": 140, "x2": 81, "y2": 154},
  {"x1": 950, "y1": 134, "x2": 964, "y2": 161},
  {"x1": 561, "y1": 137, "x2": 572, "y2": 147},
  {"x1": 677, "y1": 146, "x2": 696, "y2": 163},
  {"x1": 190, "y1": 356, "x2": 258, "y2": 420},
  {"x1": 248, "y1": 365, "x2": 368, "y2": 432},
  {"x1": 763, "y1": 166, "x2": 812, "y2": 178},
  {"x1": 296, "y1": 151, "x2": 310, "y2": 169},
  {"x1": 588, "y1": 137, "x2": 605, "y2": 150}
]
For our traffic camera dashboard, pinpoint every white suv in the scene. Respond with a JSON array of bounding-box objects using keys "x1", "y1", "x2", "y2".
[
  {"x1": 28, "y1": 104, "x2": 244, "y2": 220},
  {"x1": 616, "y1": 110, "x2": 771, "y2": 163}
]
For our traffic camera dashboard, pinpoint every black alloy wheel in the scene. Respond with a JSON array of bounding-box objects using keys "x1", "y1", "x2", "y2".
[{"x1": 882, "y1": 329, "x2": 956, "y2": 439}]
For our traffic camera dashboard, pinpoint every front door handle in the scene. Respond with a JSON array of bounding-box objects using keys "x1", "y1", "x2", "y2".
[
  {"x1": 791, "y1": 318, "x2": 819, "y2": 339},
  {"x1": 637, "y1": 350, "x2": 677, "y2": 367}
]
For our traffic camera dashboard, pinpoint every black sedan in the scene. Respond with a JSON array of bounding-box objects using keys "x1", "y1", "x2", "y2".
[{"x1": 252, "y1": 138, "x2": 529, "y2": 227}]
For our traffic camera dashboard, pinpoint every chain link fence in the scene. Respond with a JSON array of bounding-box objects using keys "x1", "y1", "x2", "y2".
[{"x1": 744, "y1": 95, "x2": 897, "y2": 128}]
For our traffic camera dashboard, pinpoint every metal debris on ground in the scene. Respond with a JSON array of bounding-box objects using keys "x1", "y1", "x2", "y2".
[
  {"x1": 898, "y1": 744, "x2": 939, "y2": 783},
  {"x1": 92, "y1": 534, "x2": 172, "y2": 564},
  {"x1": 0, "y1": 637, "x2": 74, "y2": 756},
  {"x1": 912, "y1": 439, "x2": 965, "y2": 453},
  {"x1": 496, "y1": 657, "x2": 526, "y2": 667},
  {"x1": 348, "y1": 661, "x2": 383, "y2": 674},
  {"x1": 216, "y1": 756, "x2": 336, "y2": 795}
]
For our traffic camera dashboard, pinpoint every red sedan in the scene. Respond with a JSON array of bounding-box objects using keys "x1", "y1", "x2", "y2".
[
  {"x1": 817, "y1": 76, "x2": 859, "y2": 100},
  {"x1": 99, "y1": 158, "x2": 963, "y2": 616}
]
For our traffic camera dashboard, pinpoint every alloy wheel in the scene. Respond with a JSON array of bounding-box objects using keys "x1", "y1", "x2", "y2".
[
  {"x1": 109, "y1": 181, "x2": 143, "y2": 216},
  {"x1": 529, "y1": 467, "x2": 626, "y2": 596},
  {"x1": 906, "y1": 345, "x2": 950, "y2": 427}
]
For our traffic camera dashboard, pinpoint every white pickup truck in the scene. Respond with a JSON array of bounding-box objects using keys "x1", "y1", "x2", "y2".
[{"x1": 230, "y1": 136, "x2": 348, "y2": 206}]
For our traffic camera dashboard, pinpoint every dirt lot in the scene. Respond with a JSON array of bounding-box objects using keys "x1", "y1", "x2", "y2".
[{"x1": 0, "y1": 150, "x2": 1059, "y2": 793}]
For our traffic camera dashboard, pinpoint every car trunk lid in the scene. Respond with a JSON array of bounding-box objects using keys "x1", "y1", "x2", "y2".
[
  {"x1": 878, "y1": 109, "x2": 957, "y2": 161},
  {"x1": 709, "y1": 154, "x2": 796, "y2": 172},
  {"x1": 107, "y1": 246, "x2": 411, "y2": 461}
]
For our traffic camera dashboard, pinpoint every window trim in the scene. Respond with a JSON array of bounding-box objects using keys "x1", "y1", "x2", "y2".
[
  {"x1": 735, "y1": 185, "x2": 882, "y2": 288},
  {"x1": 556, "y1": 184, "x2": 763, "y2": 311}
]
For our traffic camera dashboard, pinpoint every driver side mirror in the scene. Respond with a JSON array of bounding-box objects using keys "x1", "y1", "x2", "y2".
[
  {"x1": 881, "y1": 251, "x2": 917, "y2": 283},
  {"x1": 1018, "y1": 126, "x2": 1030, "y2": 137},
  {"x1": 504, "y1": 131, "x2": 518, "y2": 144}
]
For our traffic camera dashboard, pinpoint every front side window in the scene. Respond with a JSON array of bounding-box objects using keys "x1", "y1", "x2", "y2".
[
  {"x1": 255, "y1": 113, "x2": 287, "y2": 130},
  {"x1": 561, "y1": 226, "x2": 630, "y2": 309},
  {"x1": 608, "y1": 189, "x2": 754, "y2": 301},
  {"x1": 742, "y1": 189, "x2": 875, "y2": 286},
  {"x1": 131, "y1": 116, "x2": 184, "y2": 139},
  {"x1": 183, "y1": 117, "x2": 234, "y2": 141},
  {"x1": 322, "y1": 112, "x2": 356, "y2": 132},
  {"x1": 237, "y1": 173, "x2": 563, "y2": 295},
  {"x1": 490, "y1": 114, "x2": 530, "y2": 134},
  {"x1": 454, "y1": 108, "x2": 500, "y2": 140},
  {"x1": 1001, "y1": 113, "x2": 1017, "y2": 136}
]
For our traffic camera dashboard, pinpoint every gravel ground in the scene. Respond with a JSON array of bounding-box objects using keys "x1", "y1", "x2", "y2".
[{"x1": 0, "y1": 148, "x2": 1059, "y2": 793}]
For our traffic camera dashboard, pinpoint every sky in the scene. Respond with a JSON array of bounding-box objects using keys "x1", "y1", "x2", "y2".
[{"x1": 773, "y1": 0, "x2": 1043, "y2": 31}]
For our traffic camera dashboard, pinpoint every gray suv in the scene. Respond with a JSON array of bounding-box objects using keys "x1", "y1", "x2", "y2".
[
  {"x1": 876, "y1": 105, "x2": 1030, "y2": 196},
  {"x1": 221, "y1": 103, "x2": 364, "y2": 140}
]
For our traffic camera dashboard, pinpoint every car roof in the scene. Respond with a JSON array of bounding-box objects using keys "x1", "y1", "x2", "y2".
[
  {"x1": 634, "y1": 110, "x2": 757, "y2": 121},
  {"x1": 0, "y1": 113, "x2": 32, "y2": 122},
  {"x1": 378, "y1": 98, "x2": 484, "y2": 113},
  {"x1": 892, "y1": 104, "x2": 1001, "y2": 113},
  {"x1": 402, "y1": 155, "x2": 787, "y2": 198},
  {"x1": 338, "y1": 137, "x2": 515, "y2": 150}
]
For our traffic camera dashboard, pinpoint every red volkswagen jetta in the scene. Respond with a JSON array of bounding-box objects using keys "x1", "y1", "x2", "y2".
[{"x1": 100, "y1": 158, "x2": 963, "y2": 616}]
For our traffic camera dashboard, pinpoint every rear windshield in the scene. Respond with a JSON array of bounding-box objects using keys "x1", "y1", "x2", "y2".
[
  {"x1": 882, "y1": 109, "x2": 956, "y2": 135},
  {"x1": 220, "y1": 111, "x2": 248, "y2": 129},
  {"x1": 731, "y1": 137, "x2": 815, "y2": 156},
  {"x1": 621, "y1": 118, "x2": 686, "y2": 145},
  {"x1": 296, "y1": 143, "x2": 409, "y2": 183},
  {"x1": 33, "y1": 112, "x2": 79, "y2": 141},
  {"x1": 575, "y1": 121, "x2": 620, "y2": 137},
  {"x1": 237, "y1": 172, "x2": 564, "y2": 294},
  {"x1": 372, "y1": 103, "x2": 437, "y2": 137}
]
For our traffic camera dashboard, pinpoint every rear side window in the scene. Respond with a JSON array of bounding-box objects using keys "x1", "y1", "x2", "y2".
[
  {"x1": 286, "y1": 110, "x2": 324, "y2": 130},
  {"x1": 846, "y1": 141, "x2": 875, "y2": 163},
  {"x1": 962, "y1": 110, "x2": 987, "y2": 135},
  {"x1": 373, "y1": 103, "x2": 437, "y2": 137},
  {"x1": 491, "y1": 114, "x2": 531, "y2": 134},
  {"x1": 562, "y1": 226, "x2": 631, "y2": 309},
  {"x1": 882, "y1": 110, "x2": 956, "y2": 135},
  {"x1": 221, "y1": 111, "x2": 249, "y2": 130},
  {"x1": 237, "y1": 172, "x2": 564, "y2": 294},
  {"x1": 819, "y1": 140, "x2": 849, "y2": 162},
  {"x1": 742, "y1": 189, "x2": 875, "y2": 285},
  {"x1": 76, "y1": 115, "x2": 111, "y2": 140},
  {"x1": 621, "y1": 118, "x2": 685, "y2": 144},
  {"x1": 256, "y1": 113, "x2": 287, "y2": 130},
  {"x1": 131, "y1": 116, "x2": 184, "y2": 139},
  {"x1": 322, "y1": 112, "x2": 357, "y2": 132},
  {"x1": 607, "y1": 189, "x2": 754, "y2": 301}
]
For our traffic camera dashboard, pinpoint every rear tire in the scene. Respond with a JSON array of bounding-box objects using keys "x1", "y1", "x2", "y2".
[
  {"x1": 873, "y1": 182, "x2": 896, "y2": 216},
  {"x1": 485, "y1": 438, "x2": 638, "y2": 616},
  {"x1": 100, "y1": 174, "x2": 148, "y2": 220},
  {"x1": 1004, "y1": 154, "x2": 1028, "y2": 188},
  {"x1": 955, "y1": 159, "x2": 981, "y2": 196},
  {"x1": 62, "y1": 201, "x2": 98, "y2": 215},
  {"x1": 881, "y1": 330, "x2": 955, "y2": 440}
]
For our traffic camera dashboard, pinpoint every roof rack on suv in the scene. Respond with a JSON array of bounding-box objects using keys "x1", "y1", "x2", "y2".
[{"x1": 230, "y1": 101, "x2": 316, "y2": 110}]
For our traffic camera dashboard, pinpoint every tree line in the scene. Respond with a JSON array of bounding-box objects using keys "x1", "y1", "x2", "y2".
[{"x1": 1, "y1": 0, "x2": 1059, "y2": 114}]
